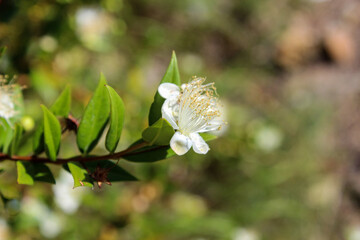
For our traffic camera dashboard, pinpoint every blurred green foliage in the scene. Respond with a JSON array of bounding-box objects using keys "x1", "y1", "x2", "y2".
[{"x1": 0, "y1": 0, "x2": 337, "y2": 239}]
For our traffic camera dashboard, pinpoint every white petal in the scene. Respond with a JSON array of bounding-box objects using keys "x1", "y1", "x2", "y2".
[
  {"x1": 198, "y1": 119, "x2": 223, "y2": 132},
  {"x1": 170, "y1": 132, "x2": 192, "y2": 155},
  {"x1": 158, "y1": 83, "x2": 180, "y2": 99},
  {"x1": 190, "y1": 132, "x2": 209, "y2": 154},
  {"x1": 161, "y1": 99, "x2": 179, "y2": 130}
]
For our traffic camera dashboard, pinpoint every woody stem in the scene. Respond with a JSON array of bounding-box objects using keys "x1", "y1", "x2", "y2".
[{"x1": 0, "y1": 141, "x2": 151, "y2": 165}]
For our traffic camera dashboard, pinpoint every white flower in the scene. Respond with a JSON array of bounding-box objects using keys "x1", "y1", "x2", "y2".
[
  {"x1": 52, "y1": 170, "x2": 87, "y2": 214},
  {"x1": 158, "y1": 77, "x2": 224, "y2": 155},
  {"x1": 0, "y1": 77, "x2": 17, "y2": 124}
]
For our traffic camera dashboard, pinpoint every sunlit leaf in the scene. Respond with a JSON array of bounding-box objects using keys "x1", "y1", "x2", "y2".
[
  {"x1": 77, "y1": 74, "x2": 110, "y2": 155},
  {"x1": 0, "y1": 118, "x2": 13, "y2": 154},
  {"x1": 16, "y1": 162, "x2": 33, "y2": 185},
  {"x1": 148, "y1": 51, "x2": 180, "y2": 125},
  {"x1": 105, "y1": 85, "x2": 125, "y2": 153},
  {"x1": 33, "y1": 85, "x2": 71, "y2": 155},
  {"x1": 10, "y1": 123, "x2": 23, "y2": 155},
  {"x1": 41, "y1": 105, "x2": 61, "y2": 161},
  {"x1": 142, "y1": 118, "x2": 174, "y2": 145},
  {"x1": 67, "y1": 162, "x2": 93, "y2": 188},
  {"x1": 32, "y1": 124, "x2": 44, "y2": 155},
  {"x1": 17, "y1": 162, "x2": 55, "y2": 185},
  {"x1": 50, "y1": 85, "x2": 71, "y2": 117}
]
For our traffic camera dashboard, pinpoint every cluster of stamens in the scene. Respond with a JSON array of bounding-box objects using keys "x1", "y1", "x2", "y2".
[
  {"x1": 0, "y1": 75, "x2": 18, "y2": 123},
  {"x1": 177, "y1": 77, "x2": 222, "y2": 135}
]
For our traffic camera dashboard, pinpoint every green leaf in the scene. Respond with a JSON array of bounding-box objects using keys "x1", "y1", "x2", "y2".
[
  {"x1": 148, "y1": 51, "x2": 181, "y2": 125},
  {"x1": 16, "y1": 162, "x2": 34, "y2": 185},
  {"x1": 66, "y1": 160, "x2": 136, "y2": 188},
  {"x1": 77, "y1": 74, "x2": 110, "y2": 155},
  {"x1": 123, "y1": 133, "x2": 216, "y2": 163},
  {"x1": 122, "y1": 140, "x2": 175, "y2": 163},
  {"x1": 41, "y1": 105, "x2": 61, "y2": 161},
  {"x1": 0, "y1": 118, "x2": 13, "y2": 154},
  {"x1": 67, "y1": 162, "x2": 93, "y2": 188},
  {"x1": 17, "y1": 162, "x2": 55, "y2": 185},
  {"x1": 33, "y1": 85, "x2": 71, "y2": 155},
  {"x1": 0, "y1": 119, "x2": 9, "y2": 151},
  {"x1": 142, "y1": 118, "x2": 174, "y2": 145},
  {"x1": 105, "y1": 85, "x2": 125, "y2": 153},
  {"x1": 86, "y1": 160, "x2": 137, "y2": 182},
  {"x1": 32, "y1": 124, "x2": 44, "y2": 155},
  {"x1": 10, "y1": 123, "x2": 23, "y2": 155},
  {"x1": 50, "y1": 85, "x2": 71, "y2": 117}
]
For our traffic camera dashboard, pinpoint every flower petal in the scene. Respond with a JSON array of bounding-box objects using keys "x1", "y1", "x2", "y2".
[
  {"x1": 158, "y1": 83, "x2": 180, "y2": 99},
  {"x1": 198, "y1": 119, "x2": 224, "y2": 132},
  {"x1": 162, "y1": 99, "x2": 179, "y2": 130},
  {"x1": 190, "y1": 132, "x2": 209, "y2": 154},
  {"x1": 170, "y1": 132, "x2": 192, "y2": 155}
]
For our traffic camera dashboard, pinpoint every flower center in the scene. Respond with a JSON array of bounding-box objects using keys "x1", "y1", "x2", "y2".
[{"x1": 177, "y1": 78, "x2": 221, "y2": 135}]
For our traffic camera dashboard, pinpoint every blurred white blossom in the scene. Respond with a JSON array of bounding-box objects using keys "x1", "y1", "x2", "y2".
[
  {"x1": 347, "y1": 225, "x2": 360, "y2": 240},
  {"x1": 52, "y1": 170, "x2": 87, "y2": 214},
  {"x1": 21, "y1": 197, "x2": 63, "y2": 238},
  {"x1": 233, "y1": 228, "x2": 259, "y2": 240},
  {"x1": 39, "y1": 212, "x2": 63, "y2": 239},
  {"x1": 0, "y1": 77, "x2": 18, "y2": 124},
  {"x1": 254, "y1": 126, "x2": 283, "y2": 152}
]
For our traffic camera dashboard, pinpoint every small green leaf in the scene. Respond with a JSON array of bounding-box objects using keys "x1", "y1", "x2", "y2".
[
  {"x1": 32, "y1": 164, "x2": 56, "y2": 183},
  {"x1": 32, "y1": 124, "x2": 44, "y2": 154},
  {"x1": 41, "y1": 105, "x2": 61, "y2": 161},
  {"x1": 86, "y1": 160, "x2": 137, "y2": 182},
  {"x1": 17, "y1": 162, "x2": 34, "y2": 185},
  {"x1": 17, "y1": 162, "x2": 55, "y2": 185},
  {"x1": 67, "y1": 162, "x2": 93, "y2": 188},
  {"x1": 148, "y1": 51, "x2": 181, "y2": 125},
  {"x1": 142, "y1": 118, "x2": 174, "y2": 145},
  {"x1": 0, "y1": 119, "x2": 9, "y2": 151},
  {"x1": 10, "y1": 123, "x2": 23, "y2": 155},
  {"x1": 77, "y1": 74, "x2": 110, "y2": 154},
  {"x1": 123, "y1": 140, "x2": 175, "y2": 163},
  {"x1": 50, "y1": 85, "x2": 71, "y2": 117},
  {"x1": 105, "y1": 85, "x2": 125, "y2": 153},
  {"x1": 123, "y1": 133, "x2": 216, "y2": 163},
  {"x1": 0, "y1": 118, "x2": 13, "y2": 154},
  {"x1": 33, "y1": 85, "x2": 71, "y2": 155}
]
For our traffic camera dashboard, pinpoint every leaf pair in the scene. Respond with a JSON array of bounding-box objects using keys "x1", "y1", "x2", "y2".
[
  {"x1": 76, "y1": 74, "x2": 125, "y2": 155},
  {"x1": 0, "y1": 120, "x2": 23, "y2": 155},
  {"x1": 33, "y1": 85, "x2": 71, "y2": 160},
  {"x1": 17, "y1": 162, "x2": 55, "y2": 185}
]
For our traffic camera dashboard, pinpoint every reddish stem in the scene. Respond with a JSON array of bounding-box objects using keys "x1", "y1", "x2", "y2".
[{"x1": 0, "y1": 141, "x2": 150, "y2": 165}]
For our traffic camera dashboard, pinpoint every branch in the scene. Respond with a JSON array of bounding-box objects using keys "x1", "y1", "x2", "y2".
[{"x1": 0, "y1": 141, "x2": 158, "y2": 165}]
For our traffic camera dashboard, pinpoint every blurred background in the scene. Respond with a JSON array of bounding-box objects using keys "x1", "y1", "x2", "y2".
[{"x1": 1, "y1": 0, "x2": 360, "y2": 239}]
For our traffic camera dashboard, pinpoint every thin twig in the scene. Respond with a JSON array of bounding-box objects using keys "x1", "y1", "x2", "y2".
[{"x1": 0, "y1": 141, "x2": 151, "y2": 165}]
